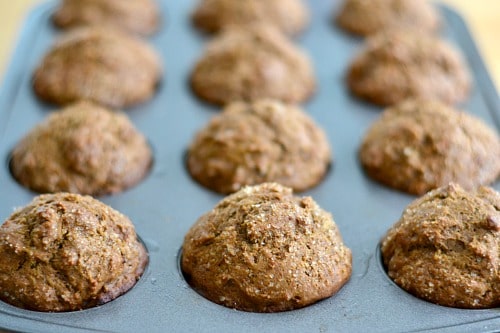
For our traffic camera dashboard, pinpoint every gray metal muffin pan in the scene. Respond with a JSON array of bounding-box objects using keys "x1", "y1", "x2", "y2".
[{"x1": 0, "y1": 1, "x2": 499, "y2": 332}]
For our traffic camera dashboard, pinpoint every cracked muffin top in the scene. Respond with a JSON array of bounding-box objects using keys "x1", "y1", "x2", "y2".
[
  {"x1": 0, "y1": 193, "x2": 148, "y2": 312},
  {"x1": 192, "y1": 0, "x2": 309, "y2": 36},
  {"x1": 187, "y1": 99, "x2": 331, "y2": 194},
  {"x1": 190, "y1": 24, "x2": 315, "y2": 106},
  {"x1": 382, "y1": 183, "x2": 500, "y2": 308},
  {"x1": 347, "y1": 30, "x2": 470, "y2": 106},
  {"x1": 335, "y1": 0, "x2": 440, "y2": 36},
  {"x1": 359, "y1": 99, "x2": 500, "y2": 195},
  {"x1": 10, "y1": 101, "x2": 152, "y2": 196},
  {"x1": 182, "y1": 182, "x2": 352, "y2": 312},
  {"x1": 53, "y1": 0, "x2": 160, "y2": 36},
  {"x1": 33, "y1": 27, "x2": 162, "y2": 109}
]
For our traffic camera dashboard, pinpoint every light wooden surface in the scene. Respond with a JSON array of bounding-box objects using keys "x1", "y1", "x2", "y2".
[{"x1": 0, "y1": 0, "x2": 499, "y2": 90}]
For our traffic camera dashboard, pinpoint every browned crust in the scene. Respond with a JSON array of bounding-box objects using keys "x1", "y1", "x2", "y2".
[
  {"x1": 347, "y1": 30, "x2": 470, "y2": 106},
  {"x1": 192, "y1": 0, "x2": 309, "y2": 37},
  {"x1": 10, "y1": 101, "x2": 153, "y2": 196},
  {"x1": 182, "y1": 183, "x2": 352, "y2": 312},
  {"x1": 335, "y1": 0, "x2": 441, "y2": 37},
  {"x1": 0, "y1": 193, "x2": 148, "y2": 312},
  {"x1": 190, "y1": 24, "x2": 315, "y2": 106},
  {"x1": 33, "y1": 27, "x2": 162, "y2": 109},
  {"x1": 187, "y1": 100, "x2": 331, "y2": 194},
  {"x1": 53, "y1": 0, "x2": 160, "y2": 36},
  {"x1": 382, "y1": 183, "x2": 500, "y2": 308},
  {"x1": 359, "y1": 99, "x2": 500, "y2": 195}
]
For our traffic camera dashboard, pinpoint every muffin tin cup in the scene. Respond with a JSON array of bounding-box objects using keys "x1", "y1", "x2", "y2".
[{"x1": 0, "y1": 1, "x2": 499, "y2": 332}]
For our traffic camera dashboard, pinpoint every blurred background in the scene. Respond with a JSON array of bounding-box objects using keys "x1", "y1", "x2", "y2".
[{"x1": 0, "y1": 0, "x2": 499, "y2": 89}]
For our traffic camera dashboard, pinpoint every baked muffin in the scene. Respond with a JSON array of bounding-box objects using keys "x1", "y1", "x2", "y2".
[
  {"x1": 10, "y1": 101, "x2": 152, "y2": 196},
  {"x1": 0, "y1": 193, "x2": 148, "y2": 312},
  {"x1": 336, "y1": 0, "x2": 440, "y2": 36},
  {"x1": 182, "y1": 182, "x2": 352, "y2": 312},
  {"x1": 190, "y1": 24, "x2": 315, "y2": 106},
  {"x1": 53, "y1": 0, "x2": 160, "y2": 36},
  {"x1": 187, "y1": 100, "x2": 331, "y2": 194},
  {"x1": 381, "y1": 183, "x2": 500, "y2": 309},
  {"x1": 33, "y1": 27, "x2": 161, "y2": 109},
  {"x1": 359, "y1": 99, "x2": 500, "y2": 195},
  {"x1": 347, "y1": 30, "x2": 470, "y2": 106},
  {"x1": 192, "y1": 0, "x2": 309, "y2": 37}
]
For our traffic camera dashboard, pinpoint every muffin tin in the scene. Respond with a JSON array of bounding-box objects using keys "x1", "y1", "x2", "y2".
[{"x1": 0, "y1": 1, "x2": 499, "y2": 332}]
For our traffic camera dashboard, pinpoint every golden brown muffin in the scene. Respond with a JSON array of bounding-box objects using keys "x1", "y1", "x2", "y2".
[
  {"x1": 192, "y1": 0, "x2": 309, "y2": 37},
  {"x1": 190, "y1": 24, "x2": 315, "y2": 106},
  {"x1": 187, "y1": 100, "x2": 331, "y2": 194},
  {"x1": 182, "y1": 183, "x2": 352, "y2": 312},
  {"x1": 53, "y1": 0, "x2": 160, "y2": 36},
  {"x1": 0, "y1": 193, "x2": 148, "y2": 312},
  {"x1": 10, "y1": 101, "x2": 152, "y2": 196},
  {"x1": 33, "y1": 27, "x2": 162, "y2": 109},
  {"x1": 381, "y1": 183, "x2": 500, "y2": 309},
  {"x1": 359, "y1": 99, "x2": 500, "y2": 195},
  {"x1": 347, "y1": 30, "x2": 470, "y2": 106},
  {"x1": 336, "y1": 0, "x2": 440, "y2": 36}
]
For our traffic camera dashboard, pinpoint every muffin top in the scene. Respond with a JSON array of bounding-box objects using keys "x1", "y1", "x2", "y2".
[
  {"x1": 187, "y1": 99, "x2": 331, "y2": 194},
  {"x1": 182, "y1": 182, "x2": 352, "y2": 312},
  {"x1": 33, "y1": 27, "x2": 161, "y2": 109},
  {"x1": 190, "y1": 24, "x2": 315, "y2": 106},
  {"x1": 11, "y1": 101, "x2": 152, "y2": 196},
  {"x1": 53, "y1": 0, "x2": 160, "y2": 36},
  {"x1": 192, "y1": 0, "x2": 309, "y2": 37},
  {"x1": 0, "y1": 193, "x2": 148, "y2": 312},
  {"x1": 347, "y1": 30, "x2": 470, "y2": 106},
  {"x1": 336, "y1": 0, "x2": 440, "y2": 36},
  {"x1": 359, "y1": 99, "x2": 500, "y2": 195},
  {"x1": 382, "y1": 183, "x2": 500, "y2": 308}
]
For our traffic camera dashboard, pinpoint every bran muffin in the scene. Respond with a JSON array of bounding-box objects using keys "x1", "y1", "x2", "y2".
[
  {"x1": 192, "y1": 0, "x2": 309, "y2": 37},
  {"x1": 0, "y1": 193, "x2": 148, "y2": 312},
  {"x1": 347, "y1": 30, "x2": 470, "y2": 106},
  {"x1": 10, "y1": 101, "x2": 152, "y2": 196},
  {"x1": 33, "y1": 27, "x2": 161, "y2": 109},
  {"x1": 359, "y1": 99, "x2": 500, "y2": 195},
  {"x1": 182, "y1": 183, "x2": 352, "y2": 312},
  {"x1": 187, "y1": 100, "x2": 331, "y2": 194},
  {"x1": 190, "y1": 24, "x2": 315, "y2": 106},
  {"x1": 53, "y1": 0, "x2": 160, "y2": 36},
  {"x1": 336, "y1": 0, "x2": 440, "y2": 37},
  {"x1": 381, "y1": 183, "x2": 500, "y2": 309}
]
